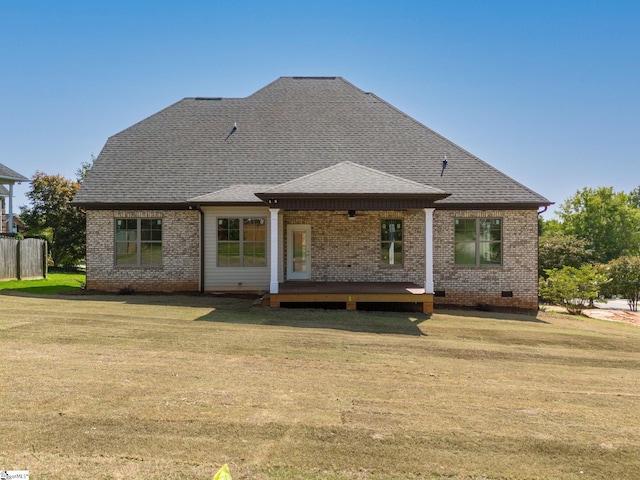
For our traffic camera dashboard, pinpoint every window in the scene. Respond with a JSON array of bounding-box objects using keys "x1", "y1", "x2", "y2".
[
  {"x1": 115, "y1": 218, "x2": 162, "y2": 266},
  {"x1": 381, "y1": 219, "x2": 403, "y2": 266},
  {"x1": 454, "y1": 218, "x2": 502, "y2": 265},
  {"x1": 217, "y1": 217, "x2": 266, "y2": 267}
]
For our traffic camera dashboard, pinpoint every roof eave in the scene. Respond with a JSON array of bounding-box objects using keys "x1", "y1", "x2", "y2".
[
  {"x1": 0, "y1": 176, "x2": 29, "y2": 183},
  {"x1": 435, "y1": 201, "x2": 554, "y2": 210},
  {"x1": 188, "y1": 201, "x2": 266, "y2": 207},
  {"x1": 71, "y1": 201, "x2": 193, "y2": 210},
  {"x1": 254, "y1": 192, "x2": 451, "y2": 201}
]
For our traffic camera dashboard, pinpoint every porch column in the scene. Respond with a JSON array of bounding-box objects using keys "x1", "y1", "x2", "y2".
[
  {"x1": 8, "y1": 183, "x2": 14, "y2": 233},
  {"x1": 269, "y1": 208, "x2": 280, "y2": 294},
  {"x1": 424, "y1": 208, "x2": 434, "y2": 294}
]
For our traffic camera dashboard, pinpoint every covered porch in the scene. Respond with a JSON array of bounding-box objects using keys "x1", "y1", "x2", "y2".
[
  {"x1": 252, "y1": 162, "x2": 450, "y2": 315},
  {"x1": 268, "y1": 281, "x2": 433, "y2": 314}
]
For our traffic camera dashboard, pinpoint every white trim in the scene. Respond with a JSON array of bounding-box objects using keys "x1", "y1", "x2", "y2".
[
  {"x1": 8, "y1": 183, "x2": 14, "y2": 233},
  {"x1": 269, "y1": 208, "x2": 280, "y2": 293},
  {"x1": 424, "y1": 208, "x2": 434, "y2": 294},
  {"x1": 278, "y1": 213, "x2": 284, "y2": 283},
  {"x1": 287, "y1": 224, "x2": 311, "y2": 280}
]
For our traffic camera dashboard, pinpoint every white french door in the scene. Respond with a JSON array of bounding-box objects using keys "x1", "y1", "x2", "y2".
[{"x1": 287, "y1": 224, "x2": 311, "y2": 280}]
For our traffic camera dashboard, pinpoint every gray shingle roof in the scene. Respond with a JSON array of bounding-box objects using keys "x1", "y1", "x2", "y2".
[
  {"x1": 260, "y1": 161, "x2": 447, "y2": 196},
  {"x1": 189, "y1": 184, "x2": 275, "y2": 203},
  {"x1": 74, "y1": 77, "x2": 550, "y2": 207},
  {"x1": 0, "y1": 163, "x2": 29, "y2": 183},
  {"x1": 0, "y1": 185, "x2": 9, "y2": 196}
]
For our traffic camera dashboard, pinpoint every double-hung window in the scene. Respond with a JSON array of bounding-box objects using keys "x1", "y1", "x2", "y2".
[
  {"x1": 217, "y1": 217, "x2": 266, "y2": 267},
  {"x1": 381, "y1": 219, "x2": 403, "y2": 266},
  {"x1": 115, "y1": 218, "x2": 163, "y2": 266},
  {"x1": 454, "y1": 218, "x2": 502, "y2": 265}
]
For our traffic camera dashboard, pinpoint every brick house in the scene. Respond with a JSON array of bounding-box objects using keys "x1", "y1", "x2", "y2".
[{"x1": 73, "y1": 77, "x2": 550, "y2": 313}]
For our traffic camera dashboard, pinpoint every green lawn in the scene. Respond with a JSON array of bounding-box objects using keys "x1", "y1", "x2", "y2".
[
  {"x1": 1, "y1": 294, "x2": 639, "y2": 479},
  {"x1": 0, "y1": 272, "x2": 86, "y2": 294}
]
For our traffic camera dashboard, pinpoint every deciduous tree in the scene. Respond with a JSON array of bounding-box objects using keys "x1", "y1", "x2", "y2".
[
  {"x1": 558, "y1": 187, "x2": 640, "y2": 263},
  {"x1": 605, "y1": 256, "x2": 640, "y2": 311},
  {"x1": 20, "y1": 169, "x2": 87, "y2": 268},
  {"x1": 629, "y1": 186, "x2": 640, "y2": 208},
  {"x1": 538, "y1": 232, "x2": 594, "y2": 278}
]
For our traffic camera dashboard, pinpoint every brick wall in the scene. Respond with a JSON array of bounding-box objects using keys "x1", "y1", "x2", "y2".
[
  {"x1": 433, "y1": 209, "x2": 539, "y2": 311},
  {"x1": 283, "y1": 210, "x2": 425, "y2": 284},
  {"x1": 284, "y1": 208, "x2": 538, "y2": 312},
  {"x1": 85, "y1": 208, "x2": 539, "y2": 311},
  {"x1": 86, "y1": 210, "x2": 200, "y2": 292}
]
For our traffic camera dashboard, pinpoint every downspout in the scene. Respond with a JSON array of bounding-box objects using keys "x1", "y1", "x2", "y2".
[
  {"x1": 196, "y1": 205, "x2": 205, "y2": 293},
  {"x1": 536, "y1": 205, "x2": 548, "y2": 312}
]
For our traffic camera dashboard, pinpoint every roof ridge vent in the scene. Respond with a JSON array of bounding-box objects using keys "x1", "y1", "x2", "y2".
[{"x1": 194, "y1": 97, "x2": 222, "y2": 101}]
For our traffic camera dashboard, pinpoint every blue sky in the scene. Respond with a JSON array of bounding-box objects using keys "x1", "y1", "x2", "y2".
[{"x1": 2, "y1": 0, "x2": 639, "y2": 217}]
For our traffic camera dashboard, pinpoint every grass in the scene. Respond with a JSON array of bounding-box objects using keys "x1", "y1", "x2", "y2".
[
  {"x1": 0, "y1": 272, "x2": 86, "y2": 294},
  {"x1": 1, "y1": 294, "x2": 639, "y2": 480}
]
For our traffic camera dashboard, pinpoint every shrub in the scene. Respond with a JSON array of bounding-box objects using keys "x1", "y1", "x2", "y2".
[{"x1": 539, "y1": 265, "x2": 609, "y2": 315}]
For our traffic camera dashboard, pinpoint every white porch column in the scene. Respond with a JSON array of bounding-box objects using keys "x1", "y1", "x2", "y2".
[
  {"x1": 269, "y1": 208, "x2": 280, "y2": 294},
  {"x1": 8, "y1": 183, "x2": 14, "y2": 233},
  {"x1": 424, "y1": 208, "x2": 435, "y2": 294}
]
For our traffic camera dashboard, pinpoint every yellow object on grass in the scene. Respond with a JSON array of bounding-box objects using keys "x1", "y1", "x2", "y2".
[{"x1": 212, "y1": 463, "x2": 232, "y2": 480}]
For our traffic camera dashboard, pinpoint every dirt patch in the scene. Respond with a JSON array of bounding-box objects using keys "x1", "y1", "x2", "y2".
[
  {"x1": 544, "y1": 305, "x2": 640, "y2": 326},
  {"x1": 583, "y1": 308, "x2": 640, "y2": 326}
]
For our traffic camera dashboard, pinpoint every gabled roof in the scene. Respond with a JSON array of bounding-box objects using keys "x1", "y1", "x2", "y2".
[
  {"x1": 254, "y1": 161, "x2": 450, "y2": 211},
  {"x1": 74, "y1": 76, "x2": 551, "y2": 209},
  {"x1": 258, "y1": 161, "x2": 447, "y2": 196},
  {"x1": 0, "y1": 163, "x2": 29, "y2": 183}
]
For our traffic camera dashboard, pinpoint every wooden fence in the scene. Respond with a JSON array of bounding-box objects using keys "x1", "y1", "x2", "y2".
[{"x1": 0, "y1": 237, "x2": 48, "y2": 280}]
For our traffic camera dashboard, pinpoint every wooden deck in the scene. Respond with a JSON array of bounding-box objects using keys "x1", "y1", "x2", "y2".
[{"x1": 268, "y1": 282, "x2": 433, "y2": 314}]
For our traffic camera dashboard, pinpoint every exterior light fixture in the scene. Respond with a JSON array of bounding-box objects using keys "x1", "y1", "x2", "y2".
[{"x1": 348, "y1": 210, "x2": 356, "y2": 220}]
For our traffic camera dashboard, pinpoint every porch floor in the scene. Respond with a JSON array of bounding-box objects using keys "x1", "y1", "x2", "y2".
[{"x1": 268, "y1": 282, "x2": 433, "y2": 314}]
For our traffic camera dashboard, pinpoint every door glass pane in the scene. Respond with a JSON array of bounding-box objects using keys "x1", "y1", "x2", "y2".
[{"x1": 293, "y1": 231, "x2": 307, "y2": 273}]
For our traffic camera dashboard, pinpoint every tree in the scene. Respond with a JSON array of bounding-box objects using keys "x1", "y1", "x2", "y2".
[
  {"x1": 539, "y1": 265, "x2": 609, "y2": 315},
  {"x1": 76, "y1": 155, "x2": 94, "y2": 182},
  {"x1": 538, "y1": 232, "x2": 594, "y2": 278},
  {"x1": 605, "y1": 256, "x2": 640, "y2": 311},
  {"x1": 20, "y1": 170, "x2": 87, "y2": 268},
  {"x1": 629, "y1": 186, "x2": 640, "y2": 209},
  {"x1": 539, "y1": 217, "x2": 563, "y2": 235},
  {"x1": 558, "y1": 187, "x2": 640, "y2": 264}
]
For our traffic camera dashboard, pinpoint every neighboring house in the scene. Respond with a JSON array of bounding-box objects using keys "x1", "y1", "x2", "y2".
[
  {"x1": 0, "y1": 164, "x2": 29, "y2": 234},
  {"x1": 2, "y1": 213, "x2": 26, "y2": 234},
  {"x1": 73, "y1": 77, "x2": 551, "y2": 313},
  {"x1": 0, "y1": 184, "x2": 7, "y2": 232}
]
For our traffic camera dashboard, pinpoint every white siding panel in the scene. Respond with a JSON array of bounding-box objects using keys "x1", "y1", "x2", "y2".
[{"x1": 203, "y1": 206, "x2": 271, "y2": 291}]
